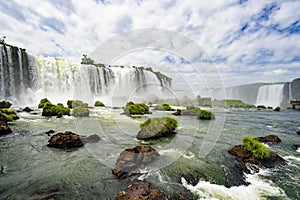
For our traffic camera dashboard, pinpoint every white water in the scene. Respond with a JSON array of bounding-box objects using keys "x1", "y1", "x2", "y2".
[
  {"x1": 256, "y1": 84, "x2": 284, "y2": 108},
  {"x1": 183, "y1": 169, "x2": 287, "y2": 199}
]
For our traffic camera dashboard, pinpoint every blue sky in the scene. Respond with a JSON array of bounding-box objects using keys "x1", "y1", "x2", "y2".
[{"x1": 0, "y1": 0, "x2": 300, "y2": 87}]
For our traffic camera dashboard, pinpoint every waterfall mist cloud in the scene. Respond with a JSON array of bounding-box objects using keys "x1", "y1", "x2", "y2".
[{"x1": 0, "y1": 0, "x2": 299, "y2": 87}]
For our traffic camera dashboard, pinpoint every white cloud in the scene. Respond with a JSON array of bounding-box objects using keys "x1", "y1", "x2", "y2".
[{"x1": 0, "y1": 0, "x2": 299, "y2": 88}]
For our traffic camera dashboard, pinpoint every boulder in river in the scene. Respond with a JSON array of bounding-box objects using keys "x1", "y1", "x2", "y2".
[
  {"x1": 179, "y1": 171, "x2": 209, "y2": 186},
  {"x1": 0, "y1": 113, "x2": 12, "y2": 136},
  {"x1": 47, "y1": 131, "x2": 84, "y2": 148},
  {"x1": 255, "y1": 135, "x2": 281, "y2": 143},
  {"x1": 172, "y1": 109, "x2": 182, "y2": 116},
  {"x1": 81, "y1": 134, "x2": 101, "y2": 144},
  {"x1": 22, "y1": 106, "x2": 33, "y2": 112},
  {"x1": 112, "y1": 146, "x2": 160, "y2": 178},
  {"x1": 297, "y1": 130, "x2": 300, "y2": 135},
  {"x1": 115, "y1": 179, "x2": 168, "y2": 200}
]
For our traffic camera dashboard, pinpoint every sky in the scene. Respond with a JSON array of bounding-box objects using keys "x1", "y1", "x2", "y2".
[{"x1": 1, "y1": 0, "x2": 300, "y2": 88}]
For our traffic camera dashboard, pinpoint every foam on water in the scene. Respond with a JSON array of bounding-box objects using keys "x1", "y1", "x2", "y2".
[{"x1": 183, "y1": 169, "x2": 287, "y2": 199}]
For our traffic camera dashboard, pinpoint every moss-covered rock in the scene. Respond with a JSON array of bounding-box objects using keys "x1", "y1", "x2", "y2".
[
  {"x1": 242, "y1": 136, "x2": 270, "y2": 160},
  {"x1": 38, "y1": 98, "x2": 51, "y2": 108},
  {"x1": 42, "y1": 103, "x2": 70, "y2": 117},
  {"x1": 267, "y1": 106, "x2": 273, "y2": 109},
  {"x1": 0, "y1": 112, "x2": 12, "y2": 135},
  {"x1": 181, "y1": 106, "x2": 201, "y2": 116},
  {"x1": 0, "y1": 101, "x2": 12, "y2": 109},
  {"x1": 197, "y1": 109, "x2": 215, "y2": 120},
  {"x1": 257, "y1": 105, "x2": 266, "y2": 109},
  {"x1": 94, "y1": 101, "x2": 105, "y2": 107},
  {"x1": 274, "y1": 106, "x2": 280, "y2": 112},
  {"x1": 154, "y1": 103, "x2": 174, "y2": 111},
  {"x1": 0, "y1": 108, "x2": 19, "y2": 121},
  {"x1": 124, "y1": 102, "x2": 149, "y2": 116},
  {"x1": 137, "y1": 117, "x2": 178, "y2": 140},
  {"x1": 72, "y1": 107, "x2": 89, "y2": 117}
]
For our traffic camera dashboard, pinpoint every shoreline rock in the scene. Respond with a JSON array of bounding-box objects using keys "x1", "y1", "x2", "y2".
[{"x1": 112, "y1": 146, "x2": 160, "y2": 179}]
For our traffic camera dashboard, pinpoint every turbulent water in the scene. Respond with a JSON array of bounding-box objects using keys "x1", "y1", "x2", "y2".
[
  {"x1": 0, "y1": 107, "x2": 299, "y2": 199},
  {"x1": 0, "y1": 44, "x2": 172, "y2": 106}
]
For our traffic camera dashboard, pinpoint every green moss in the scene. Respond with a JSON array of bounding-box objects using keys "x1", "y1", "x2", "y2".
[
  {"x1": 242, "y1": 136, "x2": 271, "y2": 160},
  {"x1": 197, "y1": 109, "x2": 215, "y2": 120},
  {"x1": 0, "y1": 109, "x2": 19, "y2": 121},
  {"x1": 154, "y1": 103, "x2": 174, "y2": 111},
  {"x1": 257, "y1": 105, "x2": 267, "y2": 109},
  {"x1": 138, "y1": 117, "x2": 178, "y2": 140},
  {"x1": 0, "y1": 101, "x2": 12, "y2": 109},
  {"x1": 72, "y1": 107, "x2": 89, "y2": 117},
  {"x1": 38, "y1": 98, "x2": 51, "y2": 108},
  {"x1": 72, "y1": 100, "x2": 88, "y2": 108},
  {"x1": 42, "y1": 102, "x2": 70, "y2": 117},
  {"x1": 124, "y1": 102, "x2": 149, "y2": 116},
  {"x1": 274, "y1": 106, "x2": 280, "y2": 112},
  {"x1": 94, "y1": 101, "x2": 105, "y2": 107}
]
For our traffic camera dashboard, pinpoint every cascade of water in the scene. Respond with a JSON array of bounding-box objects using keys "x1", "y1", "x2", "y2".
[{"x1": 256, "y1": 84, "x2": 284, "y2": 107}]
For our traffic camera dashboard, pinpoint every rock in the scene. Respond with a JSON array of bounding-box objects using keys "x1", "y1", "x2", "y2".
[
  {"x1": 115, "y1": 179, "x2": 168, "y2": 200},
  {"x1": 81, "y1": 134, "x2": 101, "y2": 144},
  {"x1": 47, "y1": 131, "x2": 84, "y2": 148},
  {"x1": 255, "y1": 135, "x2": 281, "y2": 143},
  {"x1": 293, "y1": 144, "x2": 300, "y2": 149},
  {"x1": 45, "y1": 130, "x2": 55, "y2": 136},
  {"x1": 172, "y1": 109, "x2": 182, "y2": 116},
  {"x1": 297, "y1": 130, "x2": 300, "y2": 135},
  {"x1": 0, "y1": 113, "x2": 12, "y2": 136},
  {"x1": 228, "y1": 145, "x2": 286, "y2": 168},
  {"x1": 180, "y1": 171, "x2": 209, "y2": 186},
  {"x1": 112, "y1": 146, "x2": 160, "y2": 178},
  {"x1": 23, "y1": 106, "x2": 33, "y2": 112}
]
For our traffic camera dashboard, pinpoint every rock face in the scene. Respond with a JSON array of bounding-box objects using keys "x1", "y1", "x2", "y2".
[
  {"x1": 112, "y1": 146, "x2": 160, "y2": 178},
  {"x1": 0, "y1": 113, "x2": 12, "y2": 136},
  {"x1": 228, "y1": 145, "x2": 286, "y2": 168},
  {"x1": 115, "y1": 179, "x2": 167, "y2": 200},
  {"x1": 255, "y1": 135, "x2": 281, "y2": 143},
  {"x1": 47, "y1": 131, "x2": 84, "y2": 148}
]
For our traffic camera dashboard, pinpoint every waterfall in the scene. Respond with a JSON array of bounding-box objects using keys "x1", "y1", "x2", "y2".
[
  {"x1": 0, "y1": 44, "x2": 172, "y2": 106},
  {"x1": 289, "y1": 82, "x2": 292, "y2": 100},
  {"x1": 256, "y1": 84, "x2": 284, "y2": 107}
]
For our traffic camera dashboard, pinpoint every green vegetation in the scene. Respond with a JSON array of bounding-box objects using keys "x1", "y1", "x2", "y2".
[
  {"x1": 137, "y1": 117, "x2": 178, "y2": 140},
  {"x1": 182, "y1": 106, "x2": 201, "y2": 116},
  {"x1": 0, "y1": 101, "x2": 12, "y2": 109},
  {"x1": 224, "y1": 99, "x2": 256, "y2": 108},
  {"x1": 81, "y1": 54, "x2": 94, "y2": 65},
  {"x1": 42, "y1": 102, "x2": 70, "y2": 117},
  {"x1": 124, "y1": 102, "x2": 149, "y2": 116},
  {"x1": 267, "y1": 106, "x2": 273, "y2": 109},
  {"x1": 38, "y1": 98, "x2": 51, "y2": 108},
  {"x1": 242, "y1": 136, "x2": 271, "y2": 160},
  {"x1": 70, "y1": 100, "x2": 89, "y2": 117},
  {"x1": 0, "y1": 108, "x2": 19, "y2": 121},
  {"x1": 94, "y1": 101, "x2": 105, "y2": 107},
  {"x1": 274, "y1": 106, "x2": 280, "y2": 112},
  {"x1": 197, "y1": 109, "x2": 215, "y2": 120},
  {"x1": 257, "y1": 105, "x2": 267, "y2": 109},
  {"x1": 154, "y1": 103, "x2": 174, "y2": 111}
]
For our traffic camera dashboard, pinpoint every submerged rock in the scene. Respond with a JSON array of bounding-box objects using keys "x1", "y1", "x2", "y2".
[
  {"x1": 81, "y1": 134, "x2": 101, "y2": 144},
  {"x1": 180, "y1": 171, "x2": 209, "y2": 186},
  {"x1": 47, "y1": 131, "x2": 84, "y2": 148},
  {"x1": 45, "y1": 130, "x2": 55, "y2": 136},
  {"x1": 115, "y1": 179, "x2": 168, "y2": 200},
  {"x1": 30, "y1": 185, "x2": 63, "y2": 200},
  {"x1": 112, "y1": 146, "x2": 160, "y2": 179},
  {"x1": 297, "y1": 130, "x2": 300, "y2": 135},
  {"x1": 255, "y1": 135, "x2": 281, "y2": 143}
]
